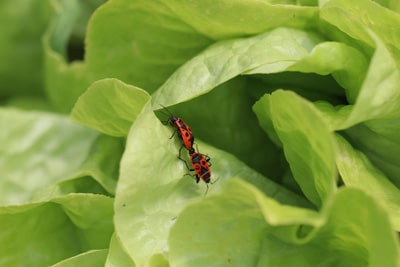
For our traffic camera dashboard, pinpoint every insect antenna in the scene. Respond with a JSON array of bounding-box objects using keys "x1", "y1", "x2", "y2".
[
  {"x1": 158, "y1": 104, "x2": 175, "y2": 117},
  {"x1": 210, "y1": 177, "x2": 220, "y2": 185},
  {"x1": 158, "y1": 104, "x2": 174, "y2": 124}
]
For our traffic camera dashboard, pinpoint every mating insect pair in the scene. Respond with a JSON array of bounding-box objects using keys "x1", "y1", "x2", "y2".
[{"x1": 159, "y1": 105, "x2": 216, "y2": 196}]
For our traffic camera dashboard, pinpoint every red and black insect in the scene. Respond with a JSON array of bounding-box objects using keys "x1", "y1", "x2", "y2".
[
  {"x1": 179, "y1": 149, "x2": 216, "y2": 196},
  {"x1": 159, "y1": 104, "x2": 195, "y2": 155}
]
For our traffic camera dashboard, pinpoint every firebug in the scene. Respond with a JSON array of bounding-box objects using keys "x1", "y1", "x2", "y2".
[
  {"x1": 179, "y1": 149, "x2": 217, "y2": 197},
  {"x1": 159, "y1": 104, "x2": 195, "y2": 155}
]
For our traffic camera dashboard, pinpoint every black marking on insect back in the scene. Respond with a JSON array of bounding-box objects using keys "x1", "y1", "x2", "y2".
[{"x1": 199, "y1": 167, "x2": 211, "y2": 183}]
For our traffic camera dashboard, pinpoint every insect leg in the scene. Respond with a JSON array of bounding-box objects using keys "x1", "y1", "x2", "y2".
[
  {"x1": 203, "y1": 184, "x2": 209, "y2": 198},
  {"x1": 178, "y1": 150, "x2": 191, "y2": 171}
]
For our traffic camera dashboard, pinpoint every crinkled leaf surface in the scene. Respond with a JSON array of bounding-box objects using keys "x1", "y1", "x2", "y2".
[
  {"x1": 152, "y1": 27, "x2": 323, "y2": 106},
  {"x1": 312, "y1": 36, "x2": 400, "y2": 187},
  {"x1": 86, "y1": 0, "x2": 212, "y2": 92},
  {"x1": 160, "y1": 78, "x2": 283, "y2": 182},
  {"x1": 30, "y1": 134, "x2": 123, "y2": 199},
  {"x1": 0, "y1": 194, "x2": 113, "y2": 267},
  {"x1": 285, "y1": 42, "x2": 368, "y2": 102},
  {"x1": 313, "y1": 101, "x2": 351, "y2": 131},
  {"x1": 63, "y1": 134, "x2": 123, "y2": 195},
  {"x1": 4, "y1": 0, "x2": 400, "y2": 266},
  {"x1": 169, "y1": 179, "x2": 399, "y2": 267},
  {"x1": 43, "y1": 0, "x2": 100, "y2": 112},
  {"x1": 342, "y1": 33, "x2": 400, "y2": 128},
  {"x1": 0, "y1": 108, "x2": 98, "y2": 206},
  {"x1": 335, "y1": 134, "x2": 400, "y2": 230},
  {"x1": 71, "y1": 78, "x2": 150, "y2": 137},
  {"x1": 260, "y1": 187, "x2": 400, "y2": 267},
  {"x1": 0, "y1": 202, "x2": 77, "y2": 267},
  {"x1": 153, "y1": 27, "x2": 366, "y2": 109},
  {"x1": 267, "y1": 90, "x2": 336, "y2": 207},
  {"x1": 51, "y1": 194, "x2": 114, "y2": 250},
  {"x1": 45, "y1": 0, "x2": 212, "y2": 112},
  {"x1": 344, "y1": 123, "x2": 400, "y2": 189},
  {"x1": 169, "y1": 179, "x2": 320, "y2": 267},
  {"x1": 320, "y1": 0, "x2": 400, "y2": 65},
  {"x1": 160, "y1": 0, "x2": 319, "y2": 39},
  {"x1": 115, "y1": 102, "x2": 310, "y2": 266}
]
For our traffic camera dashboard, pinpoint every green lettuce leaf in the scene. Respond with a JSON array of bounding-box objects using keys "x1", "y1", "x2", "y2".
[
  {"x1": 71, "y1": 78, "x2": 151, "y2": 137},
  {"x1": 0, "y1": 0, "x2": 51, "y2": 97},
  {"x1": 115, "y1": 102, "x2": 310, "y2": 266},
  {"x1": 160, "y1": 0, "x2": 319, "y2": 39},
  {"x1": 254, "y1": 90, "x2": 337, "y2": 207},
  {"x1": 159, "y1": 78, "x2": 283, "y2": 181},
  {"x1": 43, "y1": 0, "x2": 101, "y2": 112},
  {"x1": 31, "y1": 134, "x2": 123, "y2": 199},
  {"x1": 344, "y1": 124, "x2": 400, "y2": 189},
  {"x1": 169, "y1": 179, "x2": 400, "y2": 267},
  {"x1": 321, "y1": 0, "x2": 400, "y2": 66},
  {"x1": 3, "y1": 0, "x2": 400, "y2": 265},
  {"x1": 0, "y1": 194, "x2": 113, "y2": 267},
  {"x1": 44, "y1": 0, "x2": 212, "y2": 112},
  {"x1": 105, "y1": 234, "x2": 135, "y2": 267},
  {"x1": 152, "y1": 27, "x2": 323, "y2": 106},
  {"x1": 0, "y1": 108, "x2": 98, "y2": 205},
  {"x1": 51, "y1": 250, "x2": 108, "y2": 267},
  {"x1": 335, "y1": 134, "x2": 400, "y2": 230},
  {"x1": 342, "y1": 33, "x2": 400, "y2": 128},
  {"x1": 285, "y1": 42, "x2": 367, "y2": 102},
  {"x1": 86, "y1": 0, "x2": 212, "y2": 92}
]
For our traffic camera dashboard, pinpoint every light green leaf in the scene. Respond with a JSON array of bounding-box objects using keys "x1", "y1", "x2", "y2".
[
  {"x1": 161, "y1": 0, "x2": 319, "y2": 39},
  {"x1": 320, "y1": 0, "x2": 400, "y2": 65},
  {"x1": 316, "y1": 188, "x2": 400, "y2": 267},
  {"x1": 51, "y1": 194, "x2": 114, "y2": 250},
  {"x1": 64, "y1": 135, "x2": 123, "y2": 194},
  {"x1": 344, "y1": 123, "x2": 400, "y2": 189},
  {"x1": 0, "y1": 194, "x2": 113, "y2": 267},
  {"x1": 152, "y1": 27, "x2": 323, "y2": 106},
  {"x1": 43, "y1": 0, "x2": 100, "y2": 112},
  {"x1": 146, "y1": 254, "x2": 169, "y2": 267},
  {"x1": 371, "y1": 0, "x2": 400, "y2": 12},
  {"x1": 86, "y1": 0, "x2": 212, "y2": 92},
  {"x1": 0, "y1": 0, "x2": 52, "y2": 97},
  {"x1": 0, "y1": 202, "x2": 78, "y2": 267},
  {"x1": 51, "y1": 250, "x2": 108, "y2": 267},
  {"x1": 253, "y1": 94, "x2": 282, "y2": 147},
  {"x1": 313, "y1": 101, "x2": 351, "y2": 131},
  {"x1": 169, "y1": 179, "x2": 399, "y2": 267},
  {"x1": 269, "y1": 90, "x2": 337, "y2": 207},
  {"x1": 342, "y1": 33, "x2": 400, "y2": 128},
  {"x1": 44, "y1": 0, "x2": 211, "y2": 112},
  {"x1": 286, "y1": 42, "x2": 368, "y2": 102},
  {"x1": 169, "y1": 179, "x2": 320, "y2": 267},
  {"x1": 115, "y1": 102, "x2": 310, "y2": 266},
  {"x1": 260, "y1": 187, "x2": 400, "y2": 267},
  {"x1": 0, "y1": 108, "x2": 98, "y2": 206},
  {"x1": 30, "y1": 135, "x2": 123, "y2": 200},
  {"x1": 71, "y1": 78, "x2": 151, "y2": 137},
  {"x1": 164, "y1": 78, "x2": 283, "y2": 181},
  {"x1": 335, "y1": 134, "x2": 400, "y2": 230},
  {"x1": 105, "y1": 234, "x2": 135, "y2": 267}
]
